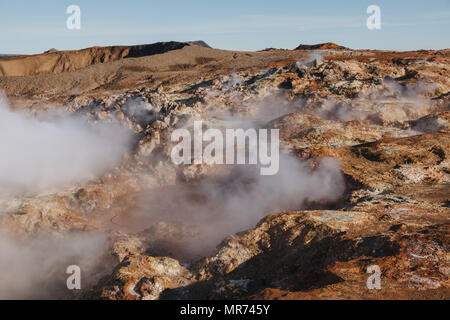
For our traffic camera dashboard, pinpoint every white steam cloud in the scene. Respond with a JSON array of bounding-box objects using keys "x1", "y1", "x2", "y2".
[
  {"x1": 134, "y1": 155, "x2": 345, "y2": 259},
  {"x1": 0, "y1": 94, "x2": 132, "y2": 195},
  {"x1": 0, "y1": 232, "x2": 112, "y2": 299}
]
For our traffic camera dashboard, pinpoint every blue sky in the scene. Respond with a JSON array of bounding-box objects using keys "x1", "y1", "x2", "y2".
[{"x1": 1, "y1": 0, "x2": 449, "y2": 54}]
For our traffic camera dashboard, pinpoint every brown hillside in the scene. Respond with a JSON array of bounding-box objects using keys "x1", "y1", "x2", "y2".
[{"x1": 0, "y1": 41, "x2": 207, "y2": 77}]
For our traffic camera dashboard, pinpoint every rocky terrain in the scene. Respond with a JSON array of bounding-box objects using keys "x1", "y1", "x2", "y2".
[{"x1": 0, "y1": 41, "x2": 448, "y2": 300}]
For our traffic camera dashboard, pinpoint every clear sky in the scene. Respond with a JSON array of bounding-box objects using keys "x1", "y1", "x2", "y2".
[{"x1": 1, "y1": 0, "x2": 449, "y2": 54}]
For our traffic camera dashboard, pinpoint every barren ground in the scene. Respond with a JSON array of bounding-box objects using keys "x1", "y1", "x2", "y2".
[{"x1": 0, "y1": 42, "x2": 448, "y2": 300}]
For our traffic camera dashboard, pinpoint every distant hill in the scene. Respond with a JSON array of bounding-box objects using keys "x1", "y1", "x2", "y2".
[
  {"x1": 0, "y1": 41, "x2": 211, "y2": 77},
  {"x1": 295, "y1": 42, "x2": 348, "y2": 50},
  {"x1": 187, "y1": 41, "x2": 211, "y2": 48},
  {"x1": 0, "y1": 54, "x2": 24, "y2": 59}
]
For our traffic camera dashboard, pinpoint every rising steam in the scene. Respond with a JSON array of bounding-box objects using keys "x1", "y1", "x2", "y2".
[
  {"x1": 0, "y1": 94, "x2": 132, "y2": 195},
  {"x1": 0, "y1": 232, "x2": 112, "y2": 299}
]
